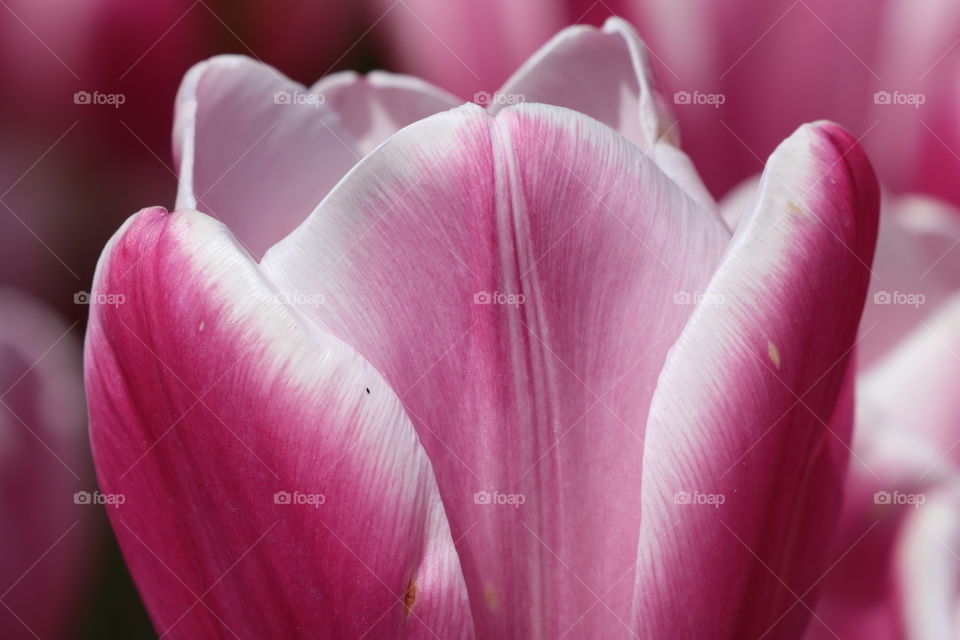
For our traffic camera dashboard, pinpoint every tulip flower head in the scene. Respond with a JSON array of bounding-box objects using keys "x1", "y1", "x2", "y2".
[{"x1": 85, "y1": 19, "x2": 879, "y2": 640}]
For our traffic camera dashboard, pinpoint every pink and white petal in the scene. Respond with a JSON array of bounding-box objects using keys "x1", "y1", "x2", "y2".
[
  {"x1": 895, "y1": 482, "x2": 960, "y2": 640},
  {"x1": 805, "y1": 284, "x2": 960, "y2": 640},
  {"x1": 807, "y1": 290, "x2": 960, "y2": 640},
  {"x1": 633, "y1": 122, "x2": 879, "y2": 638},
  {"x1": 860, "y1": 291, "x2": 960, "y2": 464},
  {"x1": 495, "y1": 18, "x2": 671, "y2": 151},
  {"x1": 173, "y1": 56, "x2": 361, "y2": 260},
  {"x1": 85, "y1": 208, "x2": 472, "y2": 639},
  {"x1": 495, "y1": 18, "x2": 714, "y2": 209},
  {"x1": 261, "y1": 103, "x2": 730, "y2": 638},
  {"x1": 0, "y1": 289, "x2": 89, "y2": 640},
  {"x1": 802, "y1": 398, "x2": 951, "y2": 640},
  {"x1": 860, "y1": 195, "x2": 960, "y2": 366},
  {"x1": 313, "y1": 70, "x2": 461, "y2": 154}
]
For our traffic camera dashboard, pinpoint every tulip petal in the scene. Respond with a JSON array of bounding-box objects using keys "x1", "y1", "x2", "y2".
[
  {"x1": 173, "y1": 56, "x2": 360, "y2": 260},
  {"x1": 495, "y1": 17, "x2": 713, "y2": 209},
  {"x1": 896, "y1": 482, "x2": 960, "y2": 640},
  {"x1": 632, "y1": 122, "x2": 879, "y2": 638},
  {"x1": 0, "y1": 289, "x2": 88, "y2": 640},
  {"x1": 861, "y1": 291, "x2": 960, "y2": 465},
  {"x1": 803, "y1": 289, "x2": 960, "y2": 640},
  {"x1": 804, "y1": 400, "x2": 954, "y2": 640},
  {"x1": 313, "y1": 70, "x2": 461, "y2": 154},
  {"x1": 261, "y1": 103, "x2": 730, "y2": 638},
  {"x1": 859, "y1": 196, "x2": 960, "y2": 366},
  {"x1": 731, "y1": 190, "x2": 960, "y2": 368},
  {"x1": 496, "y1": 17, "x2": 671, "y2": 152},
  {"x1": 86, "y1": 208, "x2": 473, "y2": 639}
]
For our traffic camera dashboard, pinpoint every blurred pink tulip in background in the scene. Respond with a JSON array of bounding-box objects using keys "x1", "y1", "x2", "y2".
[
  {"x1": 377, "y1": 0, "x2": 960, "y2": 206},
  {"x1": 0, "y1": 289, "x2": 91, "y2": 639}
]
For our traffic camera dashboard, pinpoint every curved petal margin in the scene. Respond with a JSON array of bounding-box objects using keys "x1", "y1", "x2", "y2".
[
  {"x1": 85, "y1": 208, "x2": 473, "y2": 639},
  {"x1": 633, "y1": 121, "x2": 879, "y2": 639},
  {"x1": 495, "y1": 17, "x2": 713, "y2": 209},
  {"x1": 313, "y1": 70, "x2": 461, "y2": 155},
  {"x1": 173, "y1": 56, "x2": 360, "y2": 260}
]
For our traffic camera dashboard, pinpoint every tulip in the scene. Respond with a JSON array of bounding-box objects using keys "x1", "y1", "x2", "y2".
[
  {"x1": 0, "y1": 288, "x2": 90, "y2": 639},
  {"x1": 85, "y1": 20, "x2": 879, "y2": 639}
]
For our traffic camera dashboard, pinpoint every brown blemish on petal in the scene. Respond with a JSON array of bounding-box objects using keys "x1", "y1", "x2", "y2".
[
  {"x1": 404, "y1": 577, "x2": 417, "y2": 620},
  {"x1": 485, "y1": 586, "x2": 496, "y2": 610},
  {"x1": 787, "y1": 201, "x2": 804, "y2": 216},
  {"x1": 767, "y1": 340, "x2": 781, "y2": 370}
]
